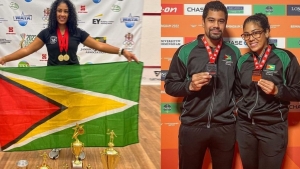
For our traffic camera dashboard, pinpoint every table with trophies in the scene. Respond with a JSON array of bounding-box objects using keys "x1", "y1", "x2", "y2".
[{"x1": 13, "y1": 123, "x2": 120, "y2": 169}]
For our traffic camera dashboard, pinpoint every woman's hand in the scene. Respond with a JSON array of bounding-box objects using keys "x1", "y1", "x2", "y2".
[
  {"x1": 122, "y1": 49, "x2": 139, "y2": 62},
  {"x1": 0, "y1": 57, "x2": 5, "y2": 65},
  {"x1": 258, "y1": 79, "x2": 278, "y2": 95}
]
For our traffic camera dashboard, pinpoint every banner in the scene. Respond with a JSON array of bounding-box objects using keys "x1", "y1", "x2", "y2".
[
  {"x1": 161, "y1": 1, "x2": 300, "y2": 169},
  {"x1": 0, "y1": 62, "x2": 143, "y2": 152}
]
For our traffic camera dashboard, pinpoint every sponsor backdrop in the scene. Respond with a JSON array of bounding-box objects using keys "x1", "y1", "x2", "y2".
[
  {"x1": 0, "y1": 0, "x2": 146, "y2": 79},
  {"x1": 161, "y1": 0, "x2": 300, "y2": 169}
]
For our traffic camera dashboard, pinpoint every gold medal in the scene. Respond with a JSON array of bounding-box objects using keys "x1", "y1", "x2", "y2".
[
  {"x1": 63, "y1": 54, "x2": 70, "y2": 61},
  {"x1": 58, "y1": 54, "x2": 64, "y2": 61}
]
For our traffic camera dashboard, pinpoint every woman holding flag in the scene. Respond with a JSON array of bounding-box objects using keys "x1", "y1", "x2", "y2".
[{"x1": 0, "y1": 0, "x2": 138, "y2": 160}]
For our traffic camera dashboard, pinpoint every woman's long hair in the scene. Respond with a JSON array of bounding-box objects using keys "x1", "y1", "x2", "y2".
[{"x1": 47, "y1": 0, "x2": 78, "y2": 35}]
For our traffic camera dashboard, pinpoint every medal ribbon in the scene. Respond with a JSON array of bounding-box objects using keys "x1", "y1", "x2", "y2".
[
  {"x1": 202, "y1": 36, "x2": 223, "y2": 63},
  {"x1": 57, "y1": 28, "x2": 69, "y2": 54},
  {"x1": 252, "y1": 45, "x2": 271, "y2": 70}
]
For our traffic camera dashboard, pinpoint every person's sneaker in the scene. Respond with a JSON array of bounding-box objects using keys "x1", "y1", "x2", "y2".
[{"x1": 48, "y1": 149, "x2": 61, "y2": 160}]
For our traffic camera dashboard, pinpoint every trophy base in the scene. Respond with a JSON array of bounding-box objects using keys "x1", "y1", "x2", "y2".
[
  {"x1": 100, "y1": 149, "x2": 120, "y2": 169},
  {"x1": 72, "y1": 161, "x2": 83, "y2": 169}
]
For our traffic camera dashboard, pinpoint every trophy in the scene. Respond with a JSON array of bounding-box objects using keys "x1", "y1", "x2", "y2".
[
  {"x1": 71, "y1": 123, "x2": 85, "y2": 168},
  {"x1": 100, "y1": 129, "x2": 120, "y2": 169},
  {"x1": 20, "y1": 33, "x2": 26, "y2": 48},
  {"x1": 37, "y1": 152, "x2": 51, "y2": 169}
]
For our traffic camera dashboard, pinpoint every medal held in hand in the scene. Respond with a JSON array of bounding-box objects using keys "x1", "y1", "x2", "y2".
[
  {"x1": 57, "y1": 28, "x2": 69, "y2": 62},
  {"x1": 202, "y1": 36, "x2": 222, "y2": 76},
  {"x1": 206, "y1": 63, "x2": 217, "y2": 76},
  {"x1": 252, "y1": 70, "x2": 262, "y2": 82},
  {"x1": 252, "y1": 45, "x2": 271, "y2": 82}
]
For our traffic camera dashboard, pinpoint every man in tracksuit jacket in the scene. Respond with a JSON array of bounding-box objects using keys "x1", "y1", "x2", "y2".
[{"x1": 164, "y1": 2, "x2": 240, "y2": 169}]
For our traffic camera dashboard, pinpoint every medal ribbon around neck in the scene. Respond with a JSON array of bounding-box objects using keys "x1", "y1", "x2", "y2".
[
  {"x1": 57, "y1": 28, "x2": 69, "y2": 61},
  {"x1": 252, "y1": 45, "x2": 271, "y2": 70},
  {"x1": 202, "y1": 36, "x2": 223, "y2": 63}
]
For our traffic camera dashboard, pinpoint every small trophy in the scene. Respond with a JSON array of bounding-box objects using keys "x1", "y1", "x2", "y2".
[
  {"x1": 37, "y1": 152, "x2": 51, "y2": 169},
  {"x1": 100, "y1": 129, "x2": 120, "y2": 169},
  {"x1": 71, "y1": 123, "x2": 85, "y2": 168},
  {"x1": 20, "y1": 33, "x2": 26, "y2": 48}
]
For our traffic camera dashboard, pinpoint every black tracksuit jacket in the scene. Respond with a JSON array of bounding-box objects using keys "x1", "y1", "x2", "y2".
[
  {"x1": 164, "y1": 34, "x2": 241, "y2": 128},
  {"x1": 235, "y1": 44, "x2": 300, "y2": 125}
]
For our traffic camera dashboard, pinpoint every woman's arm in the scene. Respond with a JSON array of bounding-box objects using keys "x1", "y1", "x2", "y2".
[
  {"x1": 0, "y1": 37, "x2": 44, "y2": 64},
  {"x1": 82, "y1": 36, "x2": 139, "y2": 62}
]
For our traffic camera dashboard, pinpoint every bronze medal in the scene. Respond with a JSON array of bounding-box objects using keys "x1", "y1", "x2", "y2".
[
  {"x1": 58, "y1": 54, "x2": 64, "y2": 61},
  {"x1": 63, "y1": 54, "x2": 70, "y2": 61},
  {"x1": 252, "y1": 70, "x2": 262, "y2": 82}
]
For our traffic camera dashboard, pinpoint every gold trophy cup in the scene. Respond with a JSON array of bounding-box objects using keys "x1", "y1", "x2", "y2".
[
  {"x1": 100, "y1": 129, "x2": 120, "y2": 169},
  {"x1": 71, "y1": 123, "x2": 85, "y2": 168}
]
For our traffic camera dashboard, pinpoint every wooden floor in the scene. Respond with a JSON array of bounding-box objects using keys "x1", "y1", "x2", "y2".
[{"x1": 0, "y1": 85, "x2": 160, "y2": 169}]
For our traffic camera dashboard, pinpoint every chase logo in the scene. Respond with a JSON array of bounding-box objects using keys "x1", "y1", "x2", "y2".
[
  {"x1": 224, "y1": 37, "x2": 248, "y2": 48},
  {"x1": 289, "y1": 102, "x2": 300, "y2": 112},
  {"x1": 287, "y1": 5, "x2": 300, "y2": 16},
  {"x1": 120, "y1": 14, "x2": 140, "y2": 28},
  {"x1": 266, "y1": 64, "x2": 275, "y2": 71},
  {"x1": 184, "y1": 4, "x2": 205, "y2": 15},
  {"x1": 13, "y1": 12, "x2": 32, "y2": 26}
]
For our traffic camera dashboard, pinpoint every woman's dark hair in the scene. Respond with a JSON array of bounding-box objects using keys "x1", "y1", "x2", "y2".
[
  {"x1": 202, "y1": 1, "x2": 228, "y2": 22},
  {"x1": 243, "y1": 13, "x2": 270, "y2": 33},
  {"x1": 48, "y1": 0, "x2": 78, "y2": 35}
]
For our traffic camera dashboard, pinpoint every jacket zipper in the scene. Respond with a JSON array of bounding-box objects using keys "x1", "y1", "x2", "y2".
[
  {"x1": 248, "y1": 84, "x2": 259, "y2": 123},
  {"x1": 277, "y1": 100, "x2": 284, "y2": 121},
  {"x1": 207, "y1": 78, "x2": 216, "y2": 128}
]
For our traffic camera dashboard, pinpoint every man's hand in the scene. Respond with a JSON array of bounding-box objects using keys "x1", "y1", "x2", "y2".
[{"x1": 189, "y1": 72, "x2": 212, "y2": 91}]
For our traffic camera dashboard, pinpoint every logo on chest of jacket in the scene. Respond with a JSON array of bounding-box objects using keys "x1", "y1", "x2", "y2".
[
  {"x1": 50, "y1": 36, "x2": 57, "y2": 44},
  {"x1": 264, "y1": 64, "x2": 278, "y2": 76},
  {"x1": 222, "y1": 54, "x2": 233, "y2": 66}
]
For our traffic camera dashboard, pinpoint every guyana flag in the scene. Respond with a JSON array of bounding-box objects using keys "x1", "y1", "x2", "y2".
[{"x1": 0, "y1": 62, "x2": 143, "y2": 152}]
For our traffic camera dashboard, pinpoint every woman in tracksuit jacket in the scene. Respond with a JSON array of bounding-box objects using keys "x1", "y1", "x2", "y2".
[
  {"x1": 235, "y1": 13, "x2": 300, "y2": 169},
  {"x1": 164, "y1": 2, "x2": 241, "y2": 169}
]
